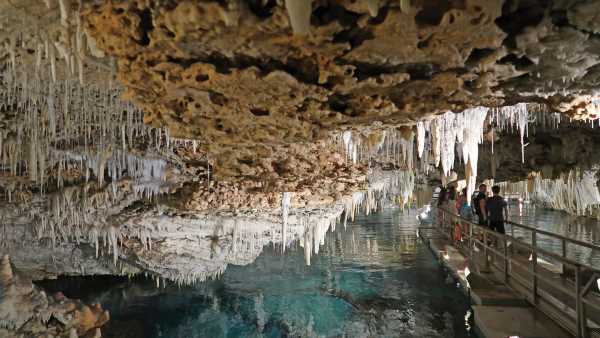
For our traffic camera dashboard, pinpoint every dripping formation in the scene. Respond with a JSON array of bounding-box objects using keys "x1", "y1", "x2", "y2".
[{"x1": 3, "y1": 2, "x2": 600, "y2": 333}]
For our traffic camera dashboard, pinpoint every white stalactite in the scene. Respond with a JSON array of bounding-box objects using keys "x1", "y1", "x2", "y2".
[
  {"x1": 459, "y1": 107, "x2": 489, "y2": 200},
  {"x1": 416, "y1": 120, "x2": 428, "y2": 159},
  {"x1": 431, "y1": 118, "x2": 441, "y2": 167},
  {"x1": 400, "y1": 0, "x2": 411, "y2": 12},
  {"x1": 281, "y1": 192, "x2": 291, "y2": 253},
  {"x1": 285, "y1": 0, "x2": 312, "y2": 35},
  {"x1": 366, "y1": 0, "x2": 380, "y2": 17}
]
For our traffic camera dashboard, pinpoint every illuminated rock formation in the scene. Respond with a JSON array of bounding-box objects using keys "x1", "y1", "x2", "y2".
[
  {"x1": 2, "y1": 0, "x2": 600, "y2": 308},
  {"x1": 0, "y1": 255, "x2": 109, "y2": 337}
]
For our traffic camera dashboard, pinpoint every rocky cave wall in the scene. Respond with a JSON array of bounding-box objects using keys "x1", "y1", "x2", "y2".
[{"x1": 477, "y1": 121, "x2": 600, "y2": 182}]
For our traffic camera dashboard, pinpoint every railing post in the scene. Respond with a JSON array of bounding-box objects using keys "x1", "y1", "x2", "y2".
[
  {"x1": 511, "y1": 222, "x2": 515, "y2": 239},
  {"x1": 531, "y1": 229, "x2": 538, "y2": 304},
  {"x1": 575, "y1": 265, "x2": 584, "y2": 338},
  {"x1": 469, "y1": 221, "x2": 474, "y2": 260},
  {"x1": 504, "y1": 237, "x2": 509, "y2": 283},
  {"x1": 484, "y1": 230, "x2": 489, "y2": 269},
  {"x1": 562, "y1": 238, "x2": 567, "y2": 259}
]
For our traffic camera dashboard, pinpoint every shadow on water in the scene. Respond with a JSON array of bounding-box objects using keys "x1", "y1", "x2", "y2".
[{"x1": 36, "y1": 208, "x2": 475, "y2": 338}]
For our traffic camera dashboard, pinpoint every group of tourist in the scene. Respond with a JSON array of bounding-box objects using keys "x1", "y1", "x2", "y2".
[{"x1": 437, "y1": 183, "x2": 509, "y2": 244}]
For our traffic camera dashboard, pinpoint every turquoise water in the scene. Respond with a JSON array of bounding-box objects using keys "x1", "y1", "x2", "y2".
[{"x1": 41, "y1": 209, "x2": 475, "y2": 338}]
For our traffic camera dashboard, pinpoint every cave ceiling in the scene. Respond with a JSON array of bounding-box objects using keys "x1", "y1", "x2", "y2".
[
  {"x1": 72, "y1": 0, "x2": 600, "y2": 177},
  {"x1": 2, "y1": 0, "x2": 600, "y2": 180}
]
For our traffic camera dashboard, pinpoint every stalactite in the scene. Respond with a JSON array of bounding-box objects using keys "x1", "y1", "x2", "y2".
[
  {"x1": 0, "y1": 54, "x2": 178, "y2": 265},
  {"x1": 400, "y1": 0, "x2": 411, "y2": 12},
  {"x1": 285, "y1": 0, "x2": 312, "y2": 35},
  {"x1": 281, "y1": 192, "x2": 291, "y2": 253},
  {"x1": 366, "y1": 0, "x2": 380, "y2": 17},
  {"x1": 498, "y1": 170, "x2": 600, "y2": 217},
  {"x1": 416, "y1": 120, "x2": 428, "y2": 159},
  {"x1": 430, "y1": 118, "x2": 441, "y2": 167},
  {"x1": 459, "y1": 107, "x2": 489, "y2": 200}
]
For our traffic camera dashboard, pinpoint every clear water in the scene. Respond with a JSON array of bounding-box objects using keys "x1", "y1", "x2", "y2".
[
  {"x1": 507, "y1": 202, "x2": 600, "y2": 268},
  {"x1": 41, "y1": 209, "x2": 475, "y2": 338}
]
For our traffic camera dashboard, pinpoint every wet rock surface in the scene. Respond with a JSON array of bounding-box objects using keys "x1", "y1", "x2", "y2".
[{"x1": 0, "y1": 256, "x2": 109, "y2": 338}]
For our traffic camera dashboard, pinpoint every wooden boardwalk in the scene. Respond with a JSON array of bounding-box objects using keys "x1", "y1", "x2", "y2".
[{"x1": 418, "y1": 209, "x2": 600, "y2": 338}]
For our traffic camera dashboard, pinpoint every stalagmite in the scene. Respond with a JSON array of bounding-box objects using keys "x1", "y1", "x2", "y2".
[{"x1": 285, "y1": 0, "x2": 312, "y2": 35}]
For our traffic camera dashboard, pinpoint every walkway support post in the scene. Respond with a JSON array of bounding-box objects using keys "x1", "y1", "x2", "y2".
[
  {"x1": 532, "y1": 229, "x2": 538, "y2": 304},
  {"x1": 562, "y1": 238, "x2": 567, "y2": 258},
  {"x1": 503, "y1": 237, "x2": 509, "y2": 283},
  {"x1": 484, "y1": 230, "x2": 489, "y2": 269},
  {"x1": 469, "y1": 222, "x2": 474, "y2": 261},
  {"x1": 575, "y1": 264, "x2": 583, "y2": 338}
]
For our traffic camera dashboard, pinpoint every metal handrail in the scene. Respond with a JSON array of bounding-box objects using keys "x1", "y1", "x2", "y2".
[
  {"x1": 507, "y1": 219, "x2": 600, "y2": 253},
  {"x1": 438, "y1": 208, "x2": 600, "y2": 273},
  {"x1": 433, "y1": 207, "x2": 600, "y2": 338}
]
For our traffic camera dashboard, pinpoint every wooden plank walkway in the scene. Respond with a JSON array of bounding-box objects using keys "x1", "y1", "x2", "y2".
[
  {"x1": 420, "y1": 231, "x2": 572, "y2": 338},
  {"x1": 419, "y1": 209, "x2": 600, "y2": 338}
]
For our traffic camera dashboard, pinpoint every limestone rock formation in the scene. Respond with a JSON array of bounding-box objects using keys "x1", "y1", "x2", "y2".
[
  {"x1": 2, "y1": 0, "x2": 600, "y2": 308},
  {"x1": 477, "y1": 122, "x2": 600, "y2": 182},
  {"x1": 0, "y1": 255, "x2": 109, "y2": 338},
  {"x1": 77, "y1": 0, "x2": 600, "y2": 179}
]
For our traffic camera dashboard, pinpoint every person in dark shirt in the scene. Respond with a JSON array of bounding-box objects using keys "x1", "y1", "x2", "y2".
[
  {"x1": 472, "y1": 184, "x2": 487, "y2": 226},
  {"x1": 486, "y1": 185, "x2": 508, "y2": 234}
]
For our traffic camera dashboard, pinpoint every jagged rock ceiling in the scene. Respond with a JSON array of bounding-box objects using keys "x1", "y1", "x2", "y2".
[
  {"x1": 2, "y1": 0, "x2": 600, "y2": 179},
  {"x1": 74, "y1": 0, "x2": 600, "y2": 178}
]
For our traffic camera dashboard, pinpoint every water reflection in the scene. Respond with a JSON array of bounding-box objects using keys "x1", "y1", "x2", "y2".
[
  {"x1": 41, "y1": 209, "x2": 474, "y2": 338},
  {"x1": 508, "y1": 203, "x2": 600, "y2": 267}
]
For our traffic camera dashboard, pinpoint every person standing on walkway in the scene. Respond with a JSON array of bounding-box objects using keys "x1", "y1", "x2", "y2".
[
  {"x1": 445, "y1": 186, "x2": 460, "y2": 241},
  {"x1": 486, "y1": 185, "x2": 508, "y2": 234},
  {"x1": 437, "y1": 187, "x2": 448, "y2": 226},
  {"x1": 472, "y1": 184, "x2": 488, "y2": 226},
  {"x1": 446, "y1": 186, "x2": 459, "y2": 216},
  {"x1": 455, "y1": 188, "x2": 471, "y2": 244},
  {"x1": 457, "y1": 188, "x2": 472, "y2": 220}
]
